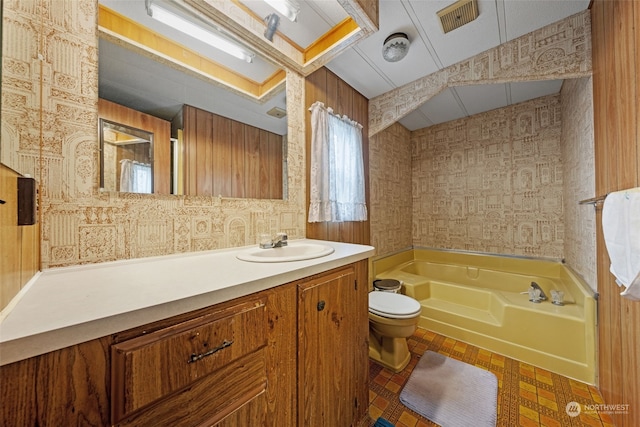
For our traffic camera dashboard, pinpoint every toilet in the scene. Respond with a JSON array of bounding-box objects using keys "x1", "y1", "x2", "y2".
[{"x1": 368, "y1": 279, "x2": 421, "y2": 372}]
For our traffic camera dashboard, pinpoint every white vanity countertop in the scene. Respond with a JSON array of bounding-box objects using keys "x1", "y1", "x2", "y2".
[{"x1": 0, "y1": 239, "x2": 374, "y2": 366}]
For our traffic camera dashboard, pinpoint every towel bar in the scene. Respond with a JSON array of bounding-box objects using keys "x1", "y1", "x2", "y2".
[{"x1": 579, "y1": 194, "x2": 607, "y2": 206}]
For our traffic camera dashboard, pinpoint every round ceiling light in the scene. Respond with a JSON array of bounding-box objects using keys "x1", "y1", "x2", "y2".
[{"x1": 382, "y1": 32, "x2": 410, "y2": 62}]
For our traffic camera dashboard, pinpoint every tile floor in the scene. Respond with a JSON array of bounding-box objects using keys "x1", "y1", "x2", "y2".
[{"x1": 368, "y1": 328, "x2": 614, "y2": 427}]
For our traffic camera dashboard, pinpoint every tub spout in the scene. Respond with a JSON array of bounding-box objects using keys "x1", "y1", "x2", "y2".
[{"x1": 529, "y1": 282, "x2": 547, "y2": 301}]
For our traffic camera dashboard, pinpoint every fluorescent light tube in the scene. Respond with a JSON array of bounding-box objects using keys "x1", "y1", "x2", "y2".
[
  {"x1": 147, "y1": 2, "x2": 254, "y2": 63},
  {"x1": 264, "y1": 0, "x2": 300, "y2": 22}
]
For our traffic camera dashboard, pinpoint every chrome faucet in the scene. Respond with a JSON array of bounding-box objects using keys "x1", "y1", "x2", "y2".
[
  {"x1": 529, "y1": 282, "x2": 548, "y2": 302},
  {"x1": 272, "y1": 232, "x2": 288, "y2": 248},
  {"x1": 259, "y1": 232, "x2": 288, "y2": 249}
]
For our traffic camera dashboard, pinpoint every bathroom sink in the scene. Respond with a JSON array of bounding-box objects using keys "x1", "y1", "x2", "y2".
[{"x1": 236, "y1": 241, "x2": 335, "y2": 262}]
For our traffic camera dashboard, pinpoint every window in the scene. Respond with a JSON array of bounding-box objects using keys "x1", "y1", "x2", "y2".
[{"x1": 308, "y1": 101, "x2": 367, "y2": 222}]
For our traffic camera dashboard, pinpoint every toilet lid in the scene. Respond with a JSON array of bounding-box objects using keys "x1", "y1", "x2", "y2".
[{"x1": 369, "y1": 292, "x2": 421, "y2": 319}]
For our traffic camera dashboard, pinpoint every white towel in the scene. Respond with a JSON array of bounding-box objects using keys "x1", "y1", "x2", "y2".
[
  {"x1": 602, "y1": 187, "x2": 640, "y2": 301},
  {"x1": 620, "y1": 271, "x2": 640, "y2": 301}
]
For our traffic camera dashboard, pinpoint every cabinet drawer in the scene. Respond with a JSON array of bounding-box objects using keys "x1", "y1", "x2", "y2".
[
  {"x1": 116, "y1": 352, "x2": 268, "y2": 427},
  {"x1": 111, "y1": 298, "x2": 267, "y2": 423}
]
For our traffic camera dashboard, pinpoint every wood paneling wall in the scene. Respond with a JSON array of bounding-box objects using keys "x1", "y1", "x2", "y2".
[
  {"x1": 98, "y1": 99, "x2": 171, "y2": 194},
  {"x1": 182, "y1": 105, "x2": 283, "y2": 199},
  {"x1": 0, "y1": 164, "x2": 39, "y2": 312},
  {"x1": 304, "y1": 68, "x2": 370, "y2": 245},
  {"x1": 591, "y1": 1, "x2": 640, "y2": 426}
]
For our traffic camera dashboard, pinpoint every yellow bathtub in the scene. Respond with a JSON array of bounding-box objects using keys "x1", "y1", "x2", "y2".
[{"x1": 372, "y1": 248, "x2": 597, "y2": 384}]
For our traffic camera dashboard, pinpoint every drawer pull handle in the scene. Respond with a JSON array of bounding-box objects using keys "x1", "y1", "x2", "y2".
[
  {"x1": 317, "y1": 300, "x2": 326, "y2": 311},
  {"x1": 187, "y1": 339, "x2": 233, "y2": 364}
]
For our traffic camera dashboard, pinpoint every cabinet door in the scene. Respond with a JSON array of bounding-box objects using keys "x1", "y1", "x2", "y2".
[{"x1": 298, "y1": 263, "x2": 368, "y2": 426}]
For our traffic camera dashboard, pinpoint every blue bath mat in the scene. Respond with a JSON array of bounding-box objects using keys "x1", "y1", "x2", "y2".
[
  {"x1": 373, "y1": 417, "x2": 395, "y2": 427},
  {"x1": 399, "y1": 351, "x2": 498, "y2": 426}
]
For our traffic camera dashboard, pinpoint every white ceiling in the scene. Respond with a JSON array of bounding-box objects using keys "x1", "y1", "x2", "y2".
[
  {"x1": 326, "y1": 0, "x2": 590, "y2": 130},
  {"x1": 98, "y1": 0, "x2": 591, "y2": 134}
]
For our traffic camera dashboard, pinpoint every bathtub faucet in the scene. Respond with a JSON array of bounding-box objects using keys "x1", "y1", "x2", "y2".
[{"x1": 529, "y1": 282, "x2": 548, "y2": 302}]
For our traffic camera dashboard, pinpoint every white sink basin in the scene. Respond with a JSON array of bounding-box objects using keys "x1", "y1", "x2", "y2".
[{"x1": 236, "y1": 241, "x2": 335, "y2": 262}]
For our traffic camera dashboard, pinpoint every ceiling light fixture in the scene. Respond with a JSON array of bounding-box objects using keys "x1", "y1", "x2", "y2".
[
  {"x1": 145, "y1": 0, "x2": 254, "y2": 63},
  {"x1": 382, "y1": 32, "x2": 410, "y2": 62},
  {"x1": 264, "y1": 13, "x2": 280, "y2": 42},
  {"x1": 264, "y1": 0, "x2": 300, "y2": 22}
]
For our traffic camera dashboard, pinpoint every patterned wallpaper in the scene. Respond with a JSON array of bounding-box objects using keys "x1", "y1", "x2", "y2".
[
  {"x1": 561, "y1": 77, "x2": 596, "y2": 290},
  {"x1": 2, "y1": 0, "x2": 307, "y2": 268},
  {"x1": 410, "y1": 94, "x2": 565, "y2": 259},
  {"x1": 2, "y1": 0, "x2": 596, "y2": 274},
  {"x1": 369, "y1": 122, "x2": 412, "y2": 256}
]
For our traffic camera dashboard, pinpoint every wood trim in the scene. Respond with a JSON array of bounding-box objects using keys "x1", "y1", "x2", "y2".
[
  {"x1": 304, "y1": 17, "x2": 359, "y2": 63},
  {"x1": 260, "y1": 69, "x2": 287, "y2": 97},
  {"x1": 614, "y1": 0, "x2": 637, "y2": 190}
]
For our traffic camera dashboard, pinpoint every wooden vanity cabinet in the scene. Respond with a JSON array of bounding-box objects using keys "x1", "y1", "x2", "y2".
[{"x1": 0, "y1": 261, "x2": 369, "y2": 427}]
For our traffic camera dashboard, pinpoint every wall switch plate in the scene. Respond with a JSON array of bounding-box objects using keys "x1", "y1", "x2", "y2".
[{"x1": 17, "y1": 176, "x2": 37, "y2": 225}]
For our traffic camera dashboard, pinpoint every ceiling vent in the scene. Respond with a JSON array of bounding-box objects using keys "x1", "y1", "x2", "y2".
[
  {"x1": 437, "y1": 0, "x2": 479, "y2": 34},
  {"x1": 267, "y1": 106, "x2": 287, "y2": 118}
]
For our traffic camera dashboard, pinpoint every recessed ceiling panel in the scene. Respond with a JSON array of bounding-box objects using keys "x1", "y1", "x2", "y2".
[
  {"x1": 325, "y1": 48, "x2": 395, "y2": 99},
  {"x1": 503, "y1": 0, "x2": 590, "y2": 40},
  {"x1": 398, "y1": 109, "x2": 434, "y2": 132},
  {"x1": 416, "y1": 88, "x2": 467, "y2": 126},
  {"x1": 454, "y1": 83, "x2": 509, "y2": 116},
  {"x1": 510, "y1": 80, "x2": 563, "y2": 104}
]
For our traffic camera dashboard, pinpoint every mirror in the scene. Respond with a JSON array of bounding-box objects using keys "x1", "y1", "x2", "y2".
[
  {"x1": 97, "y1": 0, "x2": 288, "y2": 198},
  {"x1": 100, "y1": 119, "x2": 154, "y2": 193}
]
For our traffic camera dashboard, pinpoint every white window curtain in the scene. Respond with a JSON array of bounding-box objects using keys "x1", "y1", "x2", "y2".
[
  {"x1": 120, "y1": 159, "x2": 152, "y2": 193},
  {"x1": 308, "y1": 101, "x2": 367, "y2": 222}
]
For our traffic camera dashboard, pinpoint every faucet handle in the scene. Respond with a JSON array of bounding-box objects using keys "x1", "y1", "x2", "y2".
[
  {"x1": 259, "y1": 233, "x2": 273, "y2": 249},
  {"x1": 276, "y1": 232, "x2": 288, "y2": 246}
]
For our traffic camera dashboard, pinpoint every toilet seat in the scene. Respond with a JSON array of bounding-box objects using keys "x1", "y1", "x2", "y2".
[{"x1": 369, "y1": 292, "x2": 421, "y2": 319}]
